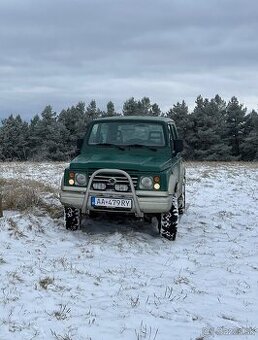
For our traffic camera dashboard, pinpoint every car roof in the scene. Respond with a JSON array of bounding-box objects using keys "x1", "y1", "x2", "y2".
[{"x1": 93, "y1": 115, "x2": 175, "y2": 124}]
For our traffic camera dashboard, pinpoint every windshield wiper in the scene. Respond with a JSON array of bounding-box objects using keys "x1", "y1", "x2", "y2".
[
  {"x1": 95, "y1": 143, "x2": 125, "y2": 151},
  {"x1": 125, "y1": 144, "x2": 157, "y2": 151}
]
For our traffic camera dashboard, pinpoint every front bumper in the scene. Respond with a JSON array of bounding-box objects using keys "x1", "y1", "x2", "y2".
[{"x1": 60, "y1": 169, "x2": 173, "y2": 216}]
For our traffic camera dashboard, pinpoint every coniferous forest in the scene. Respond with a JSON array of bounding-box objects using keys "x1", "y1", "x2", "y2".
[{"x1": 0, "y1": 95, "x2": 257, "y2": 161}]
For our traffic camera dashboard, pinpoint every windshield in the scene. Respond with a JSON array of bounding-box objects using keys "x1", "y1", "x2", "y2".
[{"x1": 88, "y1": 121, "x2": 166, "y2": 147}]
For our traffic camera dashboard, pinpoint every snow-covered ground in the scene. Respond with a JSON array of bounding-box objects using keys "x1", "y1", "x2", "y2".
[{"x1": 0, "y1": 162, "x2": 257, "y2": 340}]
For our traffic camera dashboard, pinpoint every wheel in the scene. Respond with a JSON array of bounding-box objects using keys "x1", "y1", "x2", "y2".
[
  {"x1": 64, "y1": 207, "x2": 81, "y2": 230},
  {"x1": 178, "y1": 180, "x2": 185, "y2": 215},
  {"x1": 159, "y1": 195, "x2": 179, "y2": 241}
]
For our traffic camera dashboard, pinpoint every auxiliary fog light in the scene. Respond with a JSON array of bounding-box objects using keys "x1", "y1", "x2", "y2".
[
  {"x1": 93, "y1": 182, "x2": 106, "y2": 190},
  {"x1": 115, "y1": 184, "x2": 129, "y2": 192}
]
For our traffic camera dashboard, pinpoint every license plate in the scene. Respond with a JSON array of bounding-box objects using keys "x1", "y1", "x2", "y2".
[{"x1": 91, "y1": 197, "x2": 132, "y2": 209}]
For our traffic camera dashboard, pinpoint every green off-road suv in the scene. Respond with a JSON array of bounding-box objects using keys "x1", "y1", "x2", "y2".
[{"x1": 60, "y1": 116, "x2": 185, "y2": 240}]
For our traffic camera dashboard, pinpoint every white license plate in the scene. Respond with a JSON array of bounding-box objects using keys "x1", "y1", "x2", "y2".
[{"x1": 91, "y1": 197, "x2": 132, "y2": 209}]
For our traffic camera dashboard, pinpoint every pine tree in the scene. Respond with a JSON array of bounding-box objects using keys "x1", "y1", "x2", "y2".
[
  {"x1": 203, "y1": 95, "x2": 232, "y2": 160},
  {"x1": 0, "y1": 115, "x2": 29, "y2": 160},
  {"x1": 166, "y1": 100, "x2": 192, "y2": 158},
  {"x1": 123, "y1": 97, "x2": 138, "y2": 116},
  {"x1": 32, "y1": 105, "x2": 67, "y2": 160},
  {"x1": 139, "y1": 97, "x2": 151, "y2": 115},
  {"x1": 106, "y1": 101, "x2": 115, "y2": 117},
  {"x1": 58, "y1": 102, "x2": 89, "y2": 158},
  {"x1": 240, "y1": 110, "x2": 258, "y2": 160},
  {"x1": 86, "y1": 100, "x2": 99, "y2": 121},
  {"x1": 186, "y1": 95, "x2": 233, "y2": 160},
  {"x1": 75, "y1": 101, "x2": 88, "y2": 134},
  {"x1": 166, "y1": 100, "x2": 189, "y2": 137},
  {"x1": 27, "y1": 114, "x2": 41, "y2": 159},
  {"x1": 150, "y1": 103, "x2": 161, "y2": 116},
  {"x1": 123, "y1": 97, "x2": 161, "y2": 116},
  {"x1": 225, "y1": 96, "x2": 247, "y2": 158},
  {"x1": 183, "y1": 96, "x2": 206, "y2": 160}
]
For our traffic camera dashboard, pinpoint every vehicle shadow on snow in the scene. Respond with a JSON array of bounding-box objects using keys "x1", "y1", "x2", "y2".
[{"x1": 80, "y1": 213, "x2": 160, "y2": 239}]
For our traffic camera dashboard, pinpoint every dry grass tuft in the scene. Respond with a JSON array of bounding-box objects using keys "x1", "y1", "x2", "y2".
[
  {"x1": 0, "y1": 256, "x2": 6, "y2": 265},
  {"x1": 6, "y1": 217, "x2": 26, "y2": 238},
  {"x1": 0, "y1": 178, "x2": 63, "y2": 218},
  {"x1": 38, "y1": 276, "x2": 54, "y2": 290},
  {"x1": 1, "y1": 178, "x2": 54, "y2": 210},
  {"x1": 52, "y1": 304, "x2": 71, "y2": 320}
]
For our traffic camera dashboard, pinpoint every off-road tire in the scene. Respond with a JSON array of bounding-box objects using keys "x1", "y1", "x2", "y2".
[
  {"x1": 178, "y1": 181, "x2": 185, "y2": 215},
  {"x1": 160, "y1": 195, "x2": 179, "y2": 241},
  {"x1": 65, "y1": 207, "x2": 81, "y2": 230}
]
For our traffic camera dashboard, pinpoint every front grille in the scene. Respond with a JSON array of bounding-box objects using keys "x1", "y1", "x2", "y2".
[{"x1": 89, "y1": 171, "x2": 138, "y2": 191}]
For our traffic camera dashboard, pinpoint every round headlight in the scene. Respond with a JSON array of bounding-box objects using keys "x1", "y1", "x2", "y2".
[
  {"x1": 75, "y1": 173, "x2": 87, "y2": 186},
  {"x1": 140, "y1": 176, "x2": 153, "y2": 189}
]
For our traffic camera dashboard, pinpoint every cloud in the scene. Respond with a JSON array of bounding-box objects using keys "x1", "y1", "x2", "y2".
[{"x1": 0, "y1": 0, "x2": 258, "y2": 119}]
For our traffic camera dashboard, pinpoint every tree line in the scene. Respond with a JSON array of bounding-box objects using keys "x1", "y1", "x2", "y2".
[{"x1": 0, "y1": 95, "x2": 257, "y2": 161}]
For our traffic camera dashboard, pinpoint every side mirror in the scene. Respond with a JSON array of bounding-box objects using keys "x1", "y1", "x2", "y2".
[
  {"x1": 76, "y1": 138, "x2": 84, "y2": 155},
  {"x1": 174, "y1": 139, "x2": 184, "y2": 153}
]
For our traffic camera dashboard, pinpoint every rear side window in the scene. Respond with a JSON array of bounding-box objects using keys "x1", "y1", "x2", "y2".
[
  {"x1": 168, "y1": 124, "x2": 178, "y2": 151},
  {"x1": 170, "y1": 124, "x2": 178, "y2": 139}
]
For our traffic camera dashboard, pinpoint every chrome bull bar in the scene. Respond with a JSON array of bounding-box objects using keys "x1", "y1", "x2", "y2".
[{"x1": 81, "y1": 169, "x2": 143, "y2": 217}]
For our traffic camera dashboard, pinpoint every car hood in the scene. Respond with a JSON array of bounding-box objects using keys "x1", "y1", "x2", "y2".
[{"x1": 70, "y1": 149, "x2": 172, "y2": 172}]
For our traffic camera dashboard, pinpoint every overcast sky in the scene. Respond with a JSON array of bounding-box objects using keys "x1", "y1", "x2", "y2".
[{"x1": 0, "y1": 0, "x2": 258, "y2": 119}]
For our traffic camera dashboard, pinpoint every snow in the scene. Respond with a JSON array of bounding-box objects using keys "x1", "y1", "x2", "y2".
[{"x1": 0, "y1": 162, "x2": 257, "y2": 340}]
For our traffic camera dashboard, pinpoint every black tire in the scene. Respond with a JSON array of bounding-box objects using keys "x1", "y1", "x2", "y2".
[
  {"x1": 64, "y1": 207, "x2": 81, "y2": 230},
  {"x1": 178, "y1": 181, "x2": 185, "y2": 215},
  {"x1": 160, "y1": 195, "x2": 179, "y2": 241}
]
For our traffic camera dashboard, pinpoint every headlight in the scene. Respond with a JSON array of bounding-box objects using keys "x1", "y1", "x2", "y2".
[
  {"x1": 139, "y1": 176, "x2": 153, "y2": 189},
  {"x1": 75, "y1": 173, "x2": 87, "y2": 186}
]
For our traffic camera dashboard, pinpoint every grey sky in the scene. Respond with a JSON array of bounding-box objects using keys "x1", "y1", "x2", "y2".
[{"x1": 0, "y1": 0, "x2": 258, "y2": 119}]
